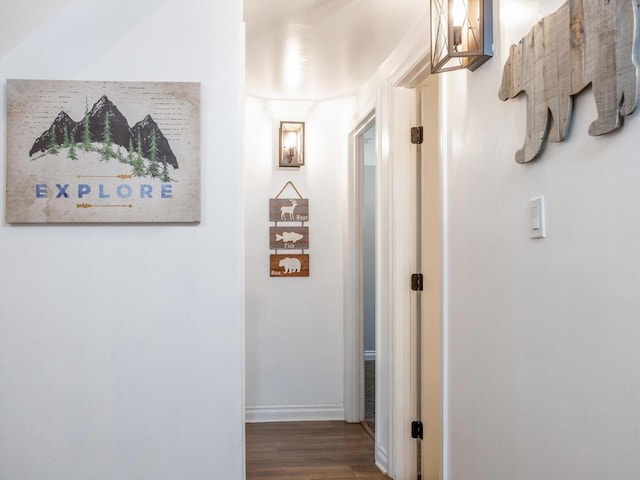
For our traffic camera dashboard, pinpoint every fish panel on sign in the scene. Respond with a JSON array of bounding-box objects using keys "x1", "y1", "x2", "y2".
[
  {"x1": 270, "y1": 226, "x2": 309, "y2": 250},
  {"x1": 269, "y1": 198, "x2": 309, "y2": 222},
  {"x1": 270, "y1": 254, "x2": 309, "y2": 277}
]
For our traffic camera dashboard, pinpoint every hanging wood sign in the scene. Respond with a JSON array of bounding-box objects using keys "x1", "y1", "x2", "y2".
[
  {"x1": 270, "y1": 254, "x2": 310, "y2": 277},
  {"x1": 268, "y1": 198, "x2": 309, "y2": 222},
  {"x1": 270, "y1": 226, "x2": 309, "y2": 250},
  {"x1": 498, "y1": 0, "x2": 639, "y2": 163},
  {"x1": 269, "y1": 181, "x2": 309, "y2": 277}
]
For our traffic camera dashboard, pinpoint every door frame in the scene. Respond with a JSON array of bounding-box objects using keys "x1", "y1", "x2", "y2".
[
  {"x1": 417, "y1": 76, "x2": 444, "y2": 480},
  {"x1": 344, "y1": 109, "x2": 376, "y2": 425},
  {"x1": 344, "y1": 12, "x2": 443, "y2": 480}
]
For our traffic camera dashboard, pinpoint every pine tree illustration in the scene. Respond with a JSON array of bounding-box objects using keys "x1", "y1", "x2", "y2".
[
  {"x1": 100, "y1": 112, "x2": 115, "y2": 161},
  {"x1": 145, "y1": 128, "x2": 161, "y2": 178},
  {"x1": 68, "y1": 139, "x2": 78, "y2": 160},
  {"x1": 63, "y1": 126, "x2": 71, "y2": 149},
  {"x1": 81, "y1": 97, "x2": 92, "y2": 152},
  {"x1": 48, "y1": 125, "x2": 59, "y2": 154},
  {"x1": 136, "y1": 131, "x2": 143, "y2": 158},
  {"x1": 132, "y1": 157, "x2": 145, "y2": 177},
  {"x1": 125, "y1": 138, "x2": 135, "y2": 165},
  {"x1": 132, "y1": 133, "x2": 146, "y2": 177},
  {"x1": 161, "y1": 157, "x2": 171, "y2": 182}
]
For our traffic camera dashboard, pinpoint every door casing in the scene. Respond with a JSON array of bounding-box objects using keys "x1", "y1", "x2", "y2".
[{"x1": 344, "y1": 12, "x2": 444, "y2": 480}]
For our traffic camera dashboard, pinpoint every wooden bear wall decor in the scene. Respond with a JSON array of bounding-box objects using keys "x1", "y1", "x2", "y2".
[{"x1": 498, "y1": 0, "x2": 640, "y2": 164}]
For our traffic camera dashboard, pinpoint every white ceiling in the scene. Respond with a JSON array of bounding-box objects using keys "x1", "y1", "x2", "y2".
[
  {"x1": 244, "y1": 0, "x2": 429, "y2": 100},
  {"x1": 2, "y1": 0, "x2": 429, "y2": 101}
]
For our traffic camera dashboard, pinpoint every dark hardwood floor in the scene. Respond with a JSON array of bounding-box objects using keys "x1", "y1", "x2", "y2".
[{"x1": 246, "y1": 421, "x2": 390, "y2": 479}]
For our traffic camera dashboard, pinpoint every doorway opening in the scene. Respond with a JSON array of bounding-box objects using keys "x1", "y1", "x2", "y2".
[
  {"x1": 362, "y1": 121, "x2": 377, "y2": 437},
  {"x1": 344, "y1": 109, "x2": 375, "y2": 433}
]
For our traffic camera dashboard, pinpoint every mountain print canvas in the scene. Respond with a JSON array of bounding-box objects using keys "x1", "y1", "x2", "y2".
[{"x1": 6, "y1": 80, "x2": 200, "y2": 223}]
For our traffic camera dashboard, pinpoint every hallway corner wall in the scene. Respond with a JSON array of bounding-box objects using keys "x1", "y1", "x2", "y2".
[
  {"x1": 0, "y1": 1, "x2": 244, "y2": 479},
  {"x1": 244, "y1": 95, "x2": 356, "y2": 422},
  {"x1": 442, "y1": 1, "x2": 640, "y2": 478}
]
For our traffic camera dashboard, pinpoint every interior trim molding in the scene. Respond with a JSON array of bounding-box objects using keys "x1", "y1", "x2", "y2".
[
  {"x1": 344, "y1": 110, "x2": 376, "y2": 424},
  {"x1": 375, "y1": 445, "x2": 389, "y2": 473},
  {"x1": 387, "y1": 12, "x2": 431, "y2": 88},
  {"x1": 348, "y1": 10, "x2": 437, "y2": 480},
  {"x1": 245, "y1": 404, "x2": 344, "y2": 423}
]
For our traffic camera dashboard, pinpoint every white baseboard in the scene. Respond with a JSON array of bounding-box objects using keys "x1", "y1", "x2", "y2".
[
  {"x1": 246, "y1": 404, "x2": 344, "y2": 423},
  {"x1": 364, "y1": 350, "x2": 376, "y2": 361},
  {"x1": 375, "y1": 460, "x2": 388, "y2": 475},
  {"x1": 376, "y1": 444, "x2": 389, "y2": 474}
]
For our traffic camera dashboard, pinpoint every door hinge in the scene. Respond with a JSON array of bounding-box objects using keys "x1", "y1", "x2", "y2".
[
  {"x1": 411, "y1": 273, "x2": 424, "y2": 291},
  {"x1": 411, "y1": 420, "x2": 423, "y2": 439},
  {"x1": 411, "y1": 126, "x2": 424, "y2": 145}
]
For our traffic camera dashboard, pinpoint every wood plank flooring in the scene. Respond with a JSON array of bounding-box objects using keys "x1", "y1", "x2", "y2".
[{"x1": 246, "y1": 421, "x2": 390, "y2": 480}]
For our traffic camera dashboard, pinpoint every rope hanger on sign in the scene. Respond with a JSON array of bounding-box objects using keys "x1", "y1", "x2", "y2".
[{"x1": 274, "y1": 181, "x2": 304, "y2": 200}]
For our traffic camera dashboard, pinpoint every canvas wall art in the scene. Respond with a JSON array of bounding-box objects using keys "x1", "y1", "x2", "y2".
[{"x1": 6, "y1": 79, "x2": 201, "y2": 223}]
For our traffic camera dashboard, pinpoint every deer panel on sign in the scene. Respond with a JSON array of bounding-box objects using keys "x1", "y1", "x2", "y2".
[{"x1": 269, "y1": 198, "x2": 309, "y2": 222}]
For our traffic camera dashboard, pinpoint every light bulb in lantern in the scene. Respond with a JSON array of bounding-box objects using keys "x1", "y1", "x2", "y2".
[{"x1": 451, "y1": 0, "x2": 466, "y2": 50}]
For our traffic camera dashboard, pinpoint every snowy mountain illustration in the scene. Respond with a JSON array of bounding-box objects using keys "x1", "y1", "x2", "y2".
[
  {"x1": 130, "y1": 114, "x2": 177, "y2": 169},
  {"x1": 29, "y1": 95, "x2": 179, "y2": 172},
  {"x1": 30, "y1": 111, "x2": 79, "y2": 154}
]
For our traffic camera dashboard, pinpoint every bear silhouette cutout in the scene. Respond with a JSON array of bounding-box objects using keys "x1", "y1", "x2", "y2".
[
  {"x1": 279, "y1": 257, "x2": 302, "y2": 274},
  {"x1": 499, "y1": 0, "x2": 639, "y2": 163}
]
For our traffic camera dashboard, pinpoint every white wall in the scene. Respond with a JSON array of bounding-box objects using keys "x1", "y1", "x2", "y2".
[
  {"x1": 0, "y1": 1, "x2": 244, "y2": 479},
  {"x1": 244, "y1": 96, "x2": 355, "y2": 422},
  {"x1": 444, "y1": 0, "x2": 640, "y2": 478}
]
